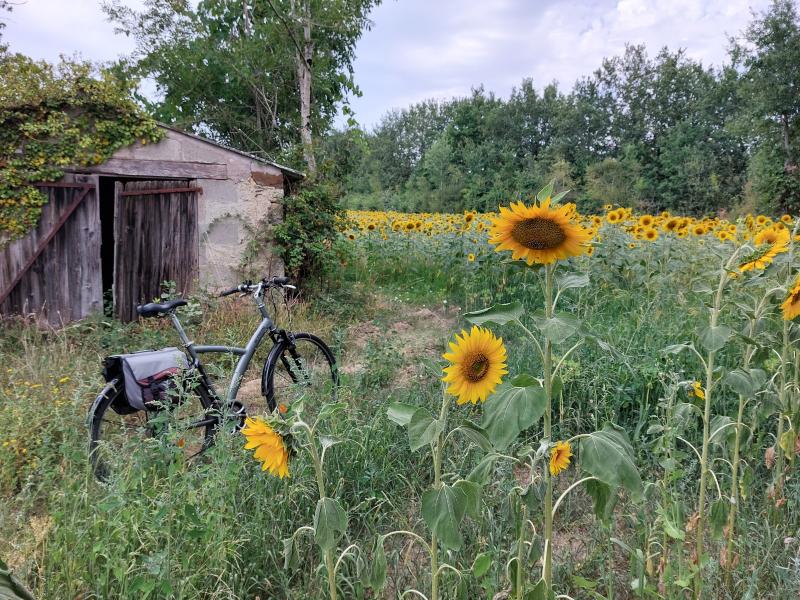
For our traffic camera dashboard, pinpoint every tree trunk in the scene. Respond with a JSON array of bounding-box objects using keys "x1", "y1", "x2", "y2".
[
  {"x1": 781, "y1": 114, "x2": 795, "y2": 173},
  {"x1": 296, "y1": 0, "x2": 317, "y2": 176}
]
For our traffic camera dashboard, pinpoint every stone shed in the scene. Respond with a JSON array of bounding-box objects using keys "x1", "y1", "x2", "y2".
[{"x1": 0, "y1": 124, "x2": 303, "y2": 324}]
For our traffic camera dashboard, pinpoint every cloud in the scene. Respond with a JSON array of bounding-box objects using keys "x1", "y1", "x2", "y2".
[
  {"x1": 347, "y1": 0, "x2": 772, "y2": 127},
  {"x1": 2, "y1": 0, "x2": 773, "y2": 129}
]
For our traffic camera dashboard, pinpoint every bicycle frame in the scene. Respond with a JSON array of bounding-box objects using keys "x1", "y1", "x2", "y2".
[{"x1": 167, "y1": 287, "x2": 277, "y2": 405}]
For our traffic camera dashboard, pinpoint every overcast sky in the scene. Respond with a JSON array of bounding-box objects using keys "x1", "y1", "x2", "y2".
[{"x1": 2, "y1": 0, "x2": 774, "y2": 129}]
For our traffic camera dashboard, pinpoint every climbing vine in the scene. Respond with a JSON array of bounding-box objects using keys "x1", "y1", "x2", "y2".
[{"x1": 0, "y1": 54, "x2": 162, "y2": 243}]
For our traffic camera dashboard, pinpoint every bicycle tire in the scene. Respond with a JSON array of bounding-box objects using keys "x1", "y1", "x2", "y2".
[
  {"x1": 262, "y1": 332, "x2": 339, "y2": 416},
  {"x1": 88, "y1": 378, "x2": 217, "y2": 482}
]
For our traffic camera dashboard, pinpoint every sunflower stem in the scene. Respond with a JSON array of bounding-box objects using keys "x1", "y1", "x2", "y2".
[
  {"x1": 693, "y1": 259, "x2": 730, "y2": 600},
  {"x1": 543, "y1": 262, "x2": 555, "y2": 590},
  {"x1": 430, "y1": 391, "x2": 449, "y2": 600},
  {"x1": 306, "y1": 428, "x2": 338, "y2": 600},
  {"x1": 724, "y1": 299, "x2": 761, "y2": 579},
  {"x1": 516, "y1": 502, "x2": 527, "y2": 600}
]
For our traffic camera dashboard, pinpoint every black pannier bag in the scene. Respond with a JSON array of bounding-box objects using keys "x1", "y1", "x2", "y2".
[{"x1": 102, "y1": 348, "x2": 190, "y2": 413}]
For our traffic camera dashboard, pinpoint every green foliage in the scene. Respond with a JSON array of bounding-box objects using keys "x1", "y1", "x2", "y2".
[
  {"x1": 273, "y1": 180, "x2": 347, "y2": 280},
  {"x1": 104, "y1": 0, "x2": 379, "y2": 167},
  {"x1": 0, "y1": 54, "x2": 162, "y2": 242}
]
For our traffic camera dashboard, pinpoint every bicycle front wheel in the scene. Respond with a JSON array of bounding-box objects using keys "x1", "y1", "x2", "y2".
[
  {"x1": 262, "y1": 333, "x2": 339, "y2": 420},
  {"x1": 88, "y1": 378, "x2": 217, "y2": 482}
]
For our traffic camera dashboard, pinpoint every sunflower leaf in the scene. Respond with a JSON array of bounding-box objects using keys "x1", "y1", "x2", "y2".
[
  {"x1": 557, "y1": 272, "x2": 590, "y2": 291},
  {"x1": 421, "y1": 484, "x2": 468, "y2": 550},
  {"x1": 482, "y1": 379, "x2": 547, "y2": 450},
  {"x1": 386, "y1": 401, "x2": 418, "y2": 426},
  {"x1": 463, "y1": 301, "x2": 524, "y2": 326},
  {"x1": 454, "y1": 421, "x2": 492, "y2": 451},
  {"x1": 408, "y1": 408, "x2": 443, "y2": 451},
  {"x1": 533, "y1": 312, "x2": 582, "y2": 344},
  {"x1": 454, "y1": 479, "x2": 482, "y2": 518},
  {"x1": 699, "y1": 325, "x2": 732, "y2": 353},
  {"x1": 579, "y1": 424, "x2": 643, "y2": 501},
  {"x1": 314, "y1": 497, "x2": 347, "y2": 551},
  {"x1": 585, "y1": 479, "x2": 617, "y2": 524},
  {"x1": 472, "y1": 552, "x2": 493, "y2": 578}
]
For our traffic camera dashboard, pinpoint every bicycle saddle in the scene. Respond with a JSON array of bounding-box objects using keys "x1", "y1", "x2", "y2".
[{"x1": 136, "y1": 299, "x2": 188, "y2": 318}]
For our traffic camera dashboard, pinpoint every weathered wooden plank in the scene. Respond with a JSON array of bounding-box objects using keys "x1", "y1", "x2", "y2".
[
  {"x1": 77, "y1": 158, "x2": 227, "y2": 180},
  {"x1": 112, "y1": 179, "x2": 198, "y2": 322}
]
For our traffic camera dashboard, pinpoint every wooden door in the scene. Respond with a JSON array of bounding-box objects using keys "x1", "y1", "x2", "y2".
[
  {"x1": 113, "y1": 180, "x2": 200, "y2": 322},
  {"x1": 0, "y1": 174, "x2": 101, "y2": 325}
]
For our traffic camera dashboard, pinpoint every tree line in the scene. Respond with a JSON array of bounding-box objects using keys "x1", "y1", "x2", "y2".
[{"x1": 322, "y1": 0, "x2": 800, "y2": 216}]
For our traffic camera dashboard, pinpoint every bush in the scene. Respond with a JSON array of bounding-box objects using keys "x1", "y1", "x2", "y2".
[{"x1": 273, "y1": 180, "x2": 351, "y2": 282}]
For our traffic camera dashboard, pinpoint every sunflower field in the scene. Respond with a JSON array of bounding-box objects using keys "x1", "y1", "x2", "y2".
[{"x1": 2, "y1": 183, "x2": 800, "y2": 600}]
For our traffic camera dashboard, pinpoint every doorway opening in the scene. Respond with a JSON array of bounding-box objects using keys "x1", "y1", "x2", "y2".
[{"x1": 99, "y1": 176, "x2": 116, "y2": 315}]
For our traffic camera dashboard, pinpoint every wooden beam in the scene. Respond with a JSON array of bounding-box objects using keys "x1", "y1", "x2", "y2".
[
  {"x1": 119, "y1": 186, "x2": 203, "y2": 197},
  {"x1": 75, "y1": 158, "x2": 228, "y2": 180},
  {"x1": 0, "y1": 185, "x2": 94, "y2": 306}
]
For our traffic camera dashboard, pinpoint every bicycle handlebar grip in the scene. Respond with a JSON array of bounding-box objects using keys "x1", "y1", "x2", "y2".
[
  {"x1": 270, "y1": 276, "x2": 290, "y2": 286},
  {"x1": 219, "y1": 286, "x2": 240, "y2": 297}
]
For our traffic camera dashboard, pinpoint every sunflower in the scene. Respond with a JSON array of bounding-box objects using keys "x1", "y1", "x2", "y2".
[
  {"x1": 688, "y1": 381, "x2": 705, "y2": 400},
  {"x1": 443, "y1": 326, "x2": 508, "y2": 405},
  {"x1": 488, "y1": 199, "x2": 592, "y2": 265},
  {"x1": 643, "y1": 228, "x2": 659, "y2": 242},
  {"x1": 468, "y1": 253, "x2": 476, "y2": 262},
  {"x1": 549, "y1": 441, "x2": 573, "y2": 476},
  {"x1": 781, "y1": 275, "x2": 800, "y2": 320},
  {"x1": 740, "y1": 229, "x2": 789, "y2": 273},
  {"x1": 241, "y1": 417, "x2": 290, "y2": 478}
]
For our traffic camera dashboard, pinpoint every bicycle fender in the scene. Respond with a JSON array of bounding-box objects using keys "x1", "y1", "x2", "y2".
[{"x1": 87, "y1": 379, "x2": 120, "y2": 426}]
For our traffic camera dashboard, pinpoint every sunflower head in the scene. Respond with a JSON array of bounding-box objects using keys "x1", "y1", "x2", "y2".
[
  {"x1": 488, "y1": 198, "x2": 592, "y2": 265},
  {"x1": 688, "y1": 381, "x2": 705, "y2": 400},
  {"x1": 782, "y1": 275, "x2": 800, "y2": 320},
  {"x1": 549, "y1": 441, "x2": 573, "y2": 476},
  {"x1": 443, "y1": 326, "x2": 508, "y2": 405},
  {"x1": 468, "y1": 253, "x2": 476, "y2": 262},
  {"x1": 241, "y1": 416, "x2": 291, "y2": 478}
]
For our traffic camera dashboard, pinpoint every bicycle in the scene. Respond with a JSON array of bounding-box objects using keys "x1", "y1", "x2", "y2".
[{"x1": 88, "y1": 275, "x2": 338, "y2": 481}]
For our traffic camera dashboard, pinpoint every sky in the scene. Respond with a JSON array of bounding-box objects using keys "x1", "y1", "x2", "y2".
[{"x1": 1, "y1": 0, "x2": 774, "y2": 129}]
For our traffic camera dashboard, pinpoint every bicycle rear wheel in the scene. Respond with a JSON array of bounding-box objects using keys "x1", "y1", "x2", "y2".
[
  {"x1": 262, "y1": 333, "x2": 338, "y2": 421},
  {"x1": 88, "y1": 378, "x2": 217, "y2": 482}
]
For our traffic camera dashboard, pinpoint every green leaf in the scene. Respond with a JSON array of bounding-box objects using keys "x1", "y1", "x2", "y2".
[
  {"x1": 699, "y1": 325, "x2": 732, "y2": 353},
  {"x1": 472, "y1": 552, "x2": 492, "y2": 578},
  {"x1": 710, "y1": 499, "x2": 729, "y2": 539},
  {"x1": 725, "y1": 369, "x2": 756, "y2": 396},
  {"x1": 710, "y1": 415, "x2": 736, "y2": 449},
  {"x1": 524, "y1": 578, "x2": 555, "y2": 600},
  {"x1": 313, "y1": 497, "x2": 347, "y2": 550},
  {"x1": 387, "y1": 401, "x2": 417, "y2": 426},
  {"x1": 454, "y1": 479, "x2": 482, "y2": 518},
  {"x1": 316, "y1": 401, "x2": 347, "y2": 423},
  {"x1": 580, "y1": 424, "x2": 643, "y2": 500},
  {"x1": 283, "y1": 536, "x2": 300, "y2": 569},
  {"x1": 585, "y1": 479, "x2": 617, "y2": 524},
  {"x1": 421, "y1": 484, "x2": 468, "y2": 550},
  {"x1": 557, "y1": 272, "x2": 590, "y2": 291},
  {"x1": 482, "y1": 379, "x2": 547, "y2": 450},
  {"x1": 365, "y1": 535, "x2": 387, "y2": 590},
  {"x1": 533, "y1": 312, "x2": 582, "y2": 343},
  {"x1": 657, "y1": 505, "x2": 685, "y2": 540},
  {"x1": 463, "y1": 301, "x2": 524, "y2": 326},
  {"x1": 467, "y1": 453, "x2": 499, "y2": 485},
  {"x1": 662, "y1": 343, "x2": 692, "y2": 355},
  {"x1": 455, "y1": 421, "x2": 492, "y2": 451},
  {"x1": 537, "y1": 181, "x2": 555, "y2": 201},
  {"x1": 408, "y1": 408, "x2": 442, "y2": 451}
]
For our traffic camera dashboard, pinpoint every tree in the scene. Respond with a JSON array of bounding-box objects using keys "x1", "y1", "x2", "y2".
[
  {"x1": 732, "y1": 0, "x2": 800, "y2": 210},
  {"x1": 0, "y1": 1, "x2": 11, "y2": 52},
  {"x1": 104, "y1": 0, "x2": 379, "y2": 173}
]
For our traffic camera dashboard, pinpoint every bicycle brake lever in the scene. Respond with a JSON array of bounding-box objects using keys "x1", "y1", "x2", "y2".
[{"x1": 284, "y1": 285, "x2": 297, "y2": 290}]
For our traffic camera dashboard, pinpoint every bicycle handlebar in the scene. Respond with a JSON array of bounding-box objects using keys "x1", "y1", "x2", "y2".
[{"x1": 218, "y1": 276, "x2": 292, "y2": 298}]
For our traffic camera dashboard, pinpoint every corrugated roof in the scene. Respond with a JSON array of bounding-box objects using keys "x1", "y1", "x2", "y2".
[{"x1": 159, "y1": 124, "x2": 305, "y2": 180}]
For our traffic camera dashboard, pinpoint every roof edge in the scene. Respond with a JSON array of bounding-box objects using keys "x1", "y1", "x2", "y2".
[{"x1": 157, "y1": 124, "x2": 305, "y2": 180}]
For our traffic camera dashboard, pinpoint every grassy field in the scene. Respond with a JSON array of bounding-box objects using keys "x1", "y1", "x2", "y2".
[{"x1": 2, "y1": 203, "x2": 800, "y2": 599}]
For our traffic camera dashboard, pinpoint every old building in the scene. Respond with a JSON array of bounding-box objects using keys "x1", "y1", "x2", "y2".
[{"x1": 0, "y1": 125, "x2": 302, "y2": 324}]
